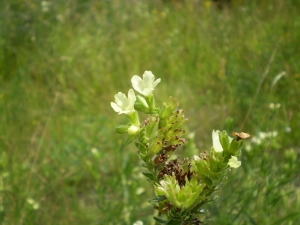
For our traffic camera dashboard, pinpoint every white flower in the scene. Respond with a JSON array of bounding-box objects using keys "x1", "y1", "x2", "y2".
[
  {"x1": 228, "y1": 156, "x2": 241, "y2": 168},
  {"x1": 133, "y1": 221, "x2": 143, "y2": 225},
  {"x1": 285, "y1": 126, "x2": 291, "y2": 133},
  {"x1": 269, "y1": 131, "x2": 278, "y2": 137},
  {"x1": 111, "y1": 89, "x2": 136, "y2": 115},
  {"x1": 131, "y1": 71, "x2": 161, "y2": 96},
  {"x1": 252, "y1": 136, "x2": 262, "y2": 145},
  {"x1": 135, "y1": 187, "x2": 145, "y2": 195},
  {"x1": 41, "y1": 1, "x2": 52, "y2": 12},
  {"x1": 245, "y1": 143, "x2": 252, "y2": 152},
  {"x1": 91, "y1": 148, "x2": 100, "y2": 157},
  {"x1": 269, "y1": 102, "x2": 281, "y2": 110},
  {"x1": 259, "y1": 131, "x2": 267, "y2": 139},
  {"x1": 127, "y1": 125, "x2": 139, "y2": 135},
  {"x1": 212, "y1": 130, "x2": 223, "y2": 152},
  {"x1": 27, "y1": 198, "x2": 40, "y2": 210},
  {"x1": 193, "y1": 155, "x2": 200, "y2": 161}
]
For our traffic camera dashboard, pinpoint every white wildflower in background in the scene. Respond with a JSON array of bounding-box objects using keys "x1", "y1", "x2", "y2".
[
  {"x1": 269, "y1": 131, "x2": 278, "y2": 137},
  {"x1": 111, "y1": 89, "x2": 136, "y2": 115},
  {"x1": 252, "y1": 136, "x2": 262, "y2": 145},
  {"x1": 259, "y1": 132, "x2": 267, "y2": 139},
  {"x1": 228, "y1": 156, "x2": 241, "y2": 168},
  {"x1": 56, "y1": 14, "x2": 64, "y2": 22},
  {"x1": 135, "y1": 187, "x2": 145, "y2": 195},
  {"x1": 252, "y1": 130, "x2": 278, "y2": 145},
  {"x1": 131, "y1": 71, "x2": 161, "y2": 96},
  {"x1": 133, "y1": 221, "x2": 143, "y2": 225},
  {"x1": 27, "y1": 198, "x2": 40, "y2": 210},
  {"x1": 285, "y1": 126, "x2": 292, "y2": 133},
  {"x1": 187, "y1": 132, "x2": 195, "y2": 139},
  {"x1": 193, "y1": 155, "x2": 200, "y2": 161},
  {"x1": 41, "y1": 1, "x2": 52, "y2": 12},
  {"x1": 269, "y1": 102, "x2": 281, "y2": 110},
  {"x1": 245, "y1": 143, "x2": 252, "y2": 152},
  {"x1": 91, "y1": 147, "x2": 101, "y2": 158},
  {"x1": 91, "y1": 148, "x2": 98, "y2": 155}
]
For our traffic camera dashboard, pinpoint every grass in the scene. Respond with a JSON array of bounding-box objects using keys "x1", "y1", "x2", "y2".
[{"x1": 0, "y1": 0, "x2": 300, "y2": 224}]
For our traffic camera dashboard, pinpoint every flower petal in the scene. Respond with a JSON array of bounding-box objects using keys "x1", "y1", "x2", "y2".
[
  {"x1": 141, "y1": 88, "x2": 154, "y2": 96},
  {"x1": 131, "y1": 75, "x2": 144, "y2": 94},
  {"x1": 152, "y1": 78, "x2": 161, "y2": 88},
  {"x1": 143, "y1": 71, "x2": 155, "y2": 89},
  {"x1": 114, "y1": 92, "x2": 127, "y2": 107},
  {"x1": 128, "y1": 89, "x2": 136, "y2": 105},
  {"x1": 212, "y1": 130, "x2": 223, "y2": 152},
  {"x1": 228, "y1": 156, "x2": 241, "y2": 168},
  {"x1": 111, "y1": 102, "x2": 121, "y2": 113}
]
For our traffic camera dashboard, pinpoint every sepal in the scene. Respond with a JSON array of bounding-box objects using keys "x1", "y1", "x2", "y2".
[
  {"x1": 115, "y1": 125, "x2": 130, "y2": 134},
  {"x1": 134, "y1": 95, "x2": 150, "y2": 114},
  {"x1": 124, "y1": 134, "x2": 136, "y2": 145}
]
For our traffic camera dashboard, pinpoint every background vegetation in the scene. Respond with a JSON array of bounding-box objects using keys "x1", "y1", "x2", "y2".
[{"x1": 0, "y1": 0, "x2": 299, "y2": 224}]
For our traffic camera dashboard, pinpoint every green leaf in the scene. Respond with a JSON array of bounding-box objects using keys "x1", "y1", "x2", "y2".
[
  {"x1": 124, "y1": 135, "x2": 136, "y2": 145},
  {"x1": 135, "y1": 142, "x2": 147, "y2": 154},
  {"x1": 192, "y1": 201, "x2": 208, "y2": 214},
  {"x1": 153, "y1": 217, "x2": 167, "y2": 224},
  {"x1": 165, "y1": 219, "x2": 181, "y2": 225},
  {"x1": 142, "y1": 172, "x2": 154, "y2": 181},
  {"x1": 243, "y1": 210, "x2": 257, "y2": 225},
  {"x1": 271, "y1": 212, "x2": 300, "y2": 225},
  {"x1": 202, "y1": 219, "x2": 212, "y2": 224},
  {"x1": 149, "y1": 195, "x2": 167, "y2": 203}
]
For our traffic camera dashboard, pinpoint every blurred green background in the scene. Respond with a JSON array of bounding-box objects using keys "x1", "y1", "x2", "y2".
[{"x1": 0, "y1": 0, "x2": 299, "y2": 224}]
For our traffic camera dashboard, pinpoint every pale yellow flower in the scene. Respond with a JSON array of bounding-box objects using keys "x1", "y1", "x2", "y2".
[
  {"x1": 228, "y1": 156, "x2": 241, "y2": 168},
  {"x1": 131, "y1": 71, "x2": 161, "y2": 96}
]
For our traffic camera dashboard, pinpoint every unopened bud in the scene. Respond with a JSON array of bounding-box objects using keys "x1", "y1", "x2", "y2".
[
  {"x1": 134, "y1": 95, "x2": 150, "y2": 113},
  {"x1": 128, "y1": 125, "x2": 140, "y2": 135},
  {"x1": 115, "y1": 125, "x2": 130, "y2": 134}
]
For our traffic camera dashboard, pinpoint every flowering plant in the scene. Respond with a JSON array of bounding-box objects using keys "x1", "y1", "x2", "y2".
[{"x1": 111, "y1": 71, "x2": 250, "y2": 224}]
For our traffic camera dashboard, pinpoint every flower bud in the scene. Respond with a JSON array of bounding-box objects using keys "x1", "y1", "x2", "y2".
[
  {"x1": 115, "y1": 125, "x2": 130, "y2": 134},
  {"x1": 159, "y1": 97, "x2": 179, "y2": 126},
  {"x1": 134, "y1": 95, "x2": 150, "y2": 114},
  {"x1": 218, "y1": 130, "x2": 233, "y2": 152},
  {"x1": 128, "y1": 125, "x2": 140, "y2": 135}
]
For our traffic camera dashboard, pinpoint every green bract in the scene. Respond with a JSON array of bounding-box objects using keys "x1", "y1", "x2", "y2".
[
  {"x1": 155, "y1": 175, "x2": 206, "y2": 210},
  {"x1": 134, "y1": 95, "x2": 150, "y2": 114}
]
